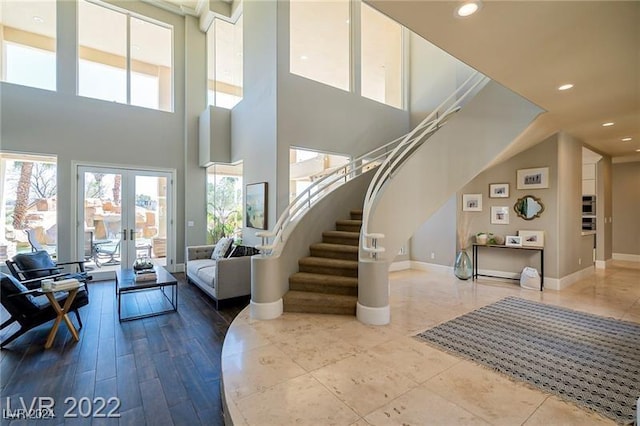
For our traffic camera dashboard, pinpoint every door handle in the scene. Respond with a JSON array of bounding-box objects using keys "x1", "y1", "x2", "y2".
[
  {"x1": 130, "y1": 229, "x2": 135, "y2": 240},
  {"x1": 122, "y1": 229, "x2": 127, "y2": 241}
]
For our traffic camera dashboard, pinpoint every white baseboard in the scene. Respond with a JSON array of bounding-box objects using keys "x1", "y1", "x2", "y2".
[
  {"x1": 612, "y1": 253, "x2": 640, "y2": 262},
  {"x1": 250, "y1": 298, "x2": 283, "y2": 320},
  {"x1": 545, "y1": 266, "x2": 594, "y2": 290},
  {"x1": 409, "y1": 261, "x2": 453, "y2": 274},
  {"x1": 357, "y1": 302, "x2": 390, "y2": 325},
  {"x1": 389, "y1": 260, "x2": 411, "y2": 272},
  {"x1": 595, "y1": 259, "x2": 613, "y2": 269}
]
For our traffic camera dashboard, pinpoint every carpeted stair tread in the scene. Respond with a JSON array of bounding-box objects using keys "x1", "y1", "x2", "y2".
[
  {"x1": 283, "y1": 291, "x2": 357, "y2": 315},
  {"x1": 350, "y1": 210, "x2": 363, "y2": 220},
  {"x1": 322, "y1": 230, "x2": 360, "y2": 246},
  {"x1": 310, "y1": 243, "x2": 358, "y2": 260},
  {"x1": 289, "y1": 272, "x2": 358, "y2": 295},
  {"x1": 298, "y1": 256, "x2": 358, "y2": 277},
  {"x1": 336, "y1": 219, "x2": 363, "y2": 232}
]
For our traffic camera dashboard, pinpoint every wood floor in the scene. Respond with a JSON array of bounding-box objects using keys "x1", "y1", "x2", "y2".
[{"x1": 0, "y1": 273, "x2": 246, "y2": 425}]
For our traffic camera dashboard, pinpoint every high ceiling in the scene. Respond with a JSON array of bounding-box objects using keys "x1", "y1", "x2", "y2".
[
  {"x1": 157, "y1": 1, "x2": 639, "y2": 161},
  {"x1": 367, "y1": 0, "x2": 640, "y2": 161}
]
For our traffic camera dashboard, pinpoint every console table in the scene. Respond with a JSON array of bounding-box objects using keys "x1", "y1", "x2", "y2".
[{"x1": 472, "y1": 244, "x2": 544, "y2": 291}]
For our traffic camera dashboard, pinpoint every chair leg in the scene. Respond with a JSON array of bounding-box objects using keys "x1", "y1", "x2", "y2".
[
  {"x1": 1, "y1": 317, "x2": 16, "y2": 330},
  {"x1": 74, "y1": 310, "x2": 83, "y2": 330},
  {"x1": 0, "y1": 327, "x2": 28, "y2": 349}
]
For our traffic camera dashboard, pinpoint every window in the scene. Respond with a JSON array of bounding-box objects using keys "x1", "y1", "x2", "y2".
[
  {"x1": 206, "y1": 163, "x2": 243, "y2": 244},
  {"x1": 361, "y1": 3, "x2": 403, "y2": 108},
  {"x1": 207, "y1": 16, "x2": 243, "y2": 109},
  {"x1": 78, "y1": 0, "x2": 173, "y2": 111},
  {"x1": 0, "y1": 153, "x2": 58, "y2": 260},
  {"x1": 0, "y1": 0, "x2": 56, "y2": 90},
  {"x1": 289, "y1": 148, "x2": 350, "y2": 202},
  {"x1": 290, "y1": 0, "x2": 350, "y2": 91}
]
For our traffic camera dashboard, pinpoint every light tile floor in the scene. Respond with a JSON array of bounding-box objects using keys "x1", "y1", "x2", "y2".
[{"x1": 222, "y1": 262, "x2": 640, "y2": 425}]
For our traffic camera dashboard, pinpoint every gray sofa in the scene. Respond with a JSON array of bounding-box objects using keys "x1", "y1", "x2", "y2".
[{"x1": 185, "y1": 244, "x2": 252, "y2": 309}]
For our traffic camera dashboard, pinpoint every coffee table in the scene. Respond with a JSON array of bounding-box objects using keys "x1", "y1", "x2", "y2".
[{"x1": 116, "y1": 266, "x2": 178, "y2": 322}]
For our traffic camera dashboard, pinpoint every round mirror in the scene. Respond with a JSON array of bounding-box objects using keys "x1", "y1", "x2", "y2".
[{"x1": 514, "y1": 195, "x2": 544, "y2": 220}]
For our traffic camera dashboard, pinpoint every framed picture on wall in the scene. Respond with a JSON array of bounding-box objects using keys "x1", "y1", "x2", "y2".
[
  {"x1": 246, "y1": 182, "x2": 268, "y2": 230},
  {"x1": 491, "y1": 206, "x2": 510, "y2": 224},
  {"x1": 489, "y1": 183, "x2": 509, "y2": 198},
  {"x1": 462, "y1": 194, "x2": 483, "y2": 212},
  {"x1": 517, "y1": 167, "x2": 549, "y2": 189}
]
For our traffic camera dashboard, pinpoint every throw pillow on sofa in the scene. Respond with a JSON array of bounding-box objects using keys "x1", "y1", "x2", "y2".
[
  {"x1": 211, "y1": 238, "x2": 234, "y2": 260},
  {"x1": 227, "y1": 245, "x2": 260, "y2": 258}
]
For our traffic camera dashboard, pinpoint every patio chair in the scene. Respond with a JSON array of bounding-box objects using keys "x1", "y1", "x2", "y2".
[
  {"x1": 94, "y1": 239, "x2": 121, "y2": 267},
  {"x1": 6, "y1": 250, "x2": 92, "y2": 293},
  {"x1": 0, "y1": 272, "x2": 89, "y2": 348},
  {"x1": 25, "y1": 229, "x2": 56, "y2": 257}
]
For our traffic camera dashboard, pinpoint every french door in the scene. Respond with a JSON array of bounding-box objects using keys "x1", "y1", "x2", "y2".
[{"x1": 76, "y1": 165, "x2": 174, "y2": 276}]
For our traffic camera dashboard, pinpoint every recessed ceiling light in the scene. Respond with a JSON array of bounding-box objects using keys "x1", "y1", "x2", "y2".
[
  {"x1": 602, "y1": 122, "x2": 614, "y2": 127},
  {"x1": 636, "y1": 149, "x2": 640, "y2": 152},
  {"x1": 300, "y1": 55, "x2": 308, "y2": 60},
  {"x1": 558, "y1": 83, "x2": 574, "y2": 91},
  {"x1": 621, "y1": 137, "x2": 632, "y2": 142},
  {"x1": 32, "y1": 16, "x2": 44, "y2": 23},
  {"x1": 456, "y1": 1, "x2": 482, "y2": 17}
]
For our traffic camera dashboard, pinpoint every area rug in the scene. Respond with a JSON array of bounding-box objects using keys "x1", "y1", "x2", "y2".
[{"x1": 415, "y1": 297, "x2": 640, "y2": 424}]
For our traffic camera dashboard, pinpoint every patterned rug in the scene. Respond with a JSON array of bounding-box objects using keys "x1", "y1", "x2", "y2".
[{"x1": 415, "y1": 297, "x2": 640, "y2": 424}]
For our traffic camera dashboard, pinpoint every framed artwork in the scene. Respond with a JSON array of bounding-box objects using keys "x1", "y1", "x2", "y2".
[
  {"x1": 519, "y1": 230, "x2": 544, "y2": 247},
  {"x1": 517, "y1": 167, "x2": 549, "y2": 189},
  {"x1": 491, "y1": 206, "x2": 510, "y2": 224},
  {"x1": 462, "y1": 194, "x2": 483, "y2": 212},
  {"x1": 489, "y1": 183, "x2": 509, "y2": 198},
  {"x1": 505, "y1": 235, "x2": 522, "y2": 247},
  {"x1": 246, "y1": 182, "x2": 268, "y2": 230}
]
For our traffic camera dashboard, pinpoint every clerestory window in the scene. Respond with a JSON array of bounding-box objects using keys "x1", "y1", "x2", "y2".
[
  {"x1": 78, "y1": 0, "x2": 173, "y2": 112},
  {"x1": 0, "y1": 0, "x2": 57, "y2": 91}
]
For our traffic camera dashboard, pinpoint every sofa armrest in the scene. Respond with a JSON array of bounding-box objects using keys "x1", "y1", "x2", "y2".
[
  {"x1": 186, "y1": 245, "x2": 215, "y2": 262},
  {"x1": 214, "y1": 256, "x2": 252, "y2": 300}
]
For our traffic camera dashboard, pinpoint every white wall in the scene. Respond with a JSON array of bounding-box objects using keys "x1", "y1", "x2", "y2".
[
  {"x1": 612, "y1": 161, "x2": 640, "y2": 257},
  {"x1": 232, "y1": 0, "x2": 411, "y2": 247},
  {"x1": 230, "y1": 0, "x2": 279, "y2": 246},
  {"x1": 0, "y1": 1, "x2": 189, "y2": 262}
]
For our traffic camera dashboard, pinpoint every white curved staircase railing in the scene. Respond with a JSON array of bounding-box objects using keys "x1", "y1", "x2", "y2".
[
  {"x1": 256, "y1": 71, "x2": 487, "y2": 257},
  {"x1": 361, "y1": 71, "x2": 490, "y2": 258}
]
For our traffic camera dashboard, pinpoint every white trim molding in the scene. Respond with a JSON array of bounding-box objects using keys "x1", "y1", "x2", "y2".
[
  {"x1": 612, "y1": 253, "x2": 640, "y2": 262},
  {"x1": 595, "y1": 259, "x2": 613, "y2": 269},
  {"x1": 389, "y1": 260, "x2": 411, "y2": 272},
  {"x1": 545, "y1": 266, "x2": 594, "y2": 291},
  {"x1": 250, "y1": 298, "x2": 283, "y2": 320},
  {"x1": 357, "y1": 303, "x2": 390, "y2": 325},
  {"x1": 410, "y1": 261, "x2": 453, "y2": 274}
]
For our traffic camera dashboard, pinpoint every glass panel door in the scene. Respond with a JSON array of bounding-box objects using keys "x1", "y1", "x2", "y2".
[
  {"x1": 77, "y1": 166, "x2": 173, "y2": 277},
  {"x1": 133, "y1": 174, "x2": 168, "y2": 266},
  {"x1": 81, "y1": 168, "x2": 123, "y2": 272}
]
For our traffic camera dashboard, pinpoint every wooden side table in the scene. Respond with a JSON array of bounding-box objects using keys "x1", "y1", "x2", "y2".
[{"x1": 41, "y1": 284, "x2": 82, "y2": 349}]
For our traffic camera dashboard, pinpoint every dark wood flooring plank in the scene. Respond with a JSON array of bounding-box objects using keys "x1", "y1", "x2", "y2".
[
  {"x1": 168, "y1": 400, "x2": 202, "y2": 426},
  {"x1": 139, "y1": 378, "x2": 173, "y2": 426},
  {"x1": 0, "y1": 274, "x2": 242, "y2": 426},
  {"x1": 151, "y1": 351, "x2": 189, "y2": 407},
  {"x1": 115, "y1": 354, "x2": 141, "y2": 413}
]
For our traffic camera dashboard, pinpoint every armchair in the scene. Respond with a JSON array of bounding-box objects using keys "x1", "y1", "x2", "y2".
[
  {"x1": 0, "y1": 273, "x2": 89, "y2": 348},
  {"x1": 6, "y1": 250, "x2": 92, "y2": 292}
]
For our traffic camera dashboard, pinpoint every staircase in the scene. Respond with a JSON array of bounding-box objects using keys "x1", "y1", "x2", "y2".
[{"x1": 283, "y1": 210, "x2": 362, "y2": 315}]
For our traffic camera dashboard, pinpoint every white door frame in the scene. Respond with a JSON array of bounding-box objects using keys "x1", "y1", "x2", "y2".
[{"x1": 72, "y1": 161, "x2": 177, "y2": 279}]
